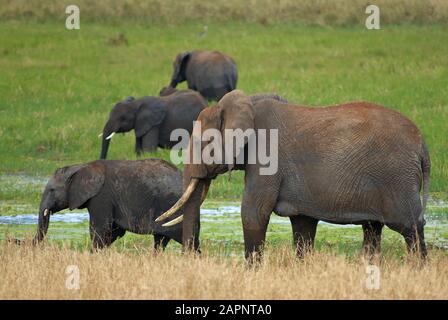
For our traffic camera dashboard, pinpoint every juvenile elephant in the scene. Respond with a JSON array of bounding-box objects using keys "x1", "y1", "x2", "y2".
[
  {"x1": 100, "y1": 90, "x2": 207, "y2": 159},
  {"x1": 157, "y1": 90, "x2": 430, "y2": 262},
  {"x1": 34, "y1": 159, "x2": 183, "y2": 250},
  {"x1": 165, "y1": 50, "x2": 238, "y2": 101}
]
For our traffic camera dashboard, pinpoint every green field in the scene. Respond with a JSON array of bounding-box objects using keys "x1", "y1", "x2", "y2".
[
  {"x1": 1, "y1": 22, "x2": 448, "y2": 199},
  {"x1": 2, "y1": 201, "x2": 448, "y2": 260},
  {"x1": 1, "y1": 21, "x2": 448, "y2": 258},
  {"x1": 1, "y1": 1, "x2": 448, "y2": 300}
]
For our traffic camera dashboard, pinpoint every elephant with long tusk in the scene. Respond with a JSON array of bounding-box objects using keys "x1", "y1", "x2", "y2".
[{"x1": 157, "y1": 90, "x2": 430, "y2": 263}]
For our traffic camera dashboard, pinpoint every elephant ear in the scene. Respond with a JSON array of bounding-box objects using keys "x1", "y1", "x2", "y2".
[
  {"x1": 134, "y1": 97, "x2": 167, "y2": 138},
  {"x1": 172, "y1": 51, "x2": 191, "y2": 83},
  {"x1": 67, "y1": 162, "x2": 105, "y2": 210},
  {"x1": 219, "y1": 90, "x2": 255, "y2": 162},
  {"x1": 55, "y1": 164, "x2": 86, "y2": 182}
]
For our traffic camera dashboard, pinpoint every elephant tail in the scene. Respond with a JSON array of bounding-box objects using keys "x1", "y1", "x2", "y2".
[{"x1": 420, "y1": 140, "x2": 431, "y2": 219}]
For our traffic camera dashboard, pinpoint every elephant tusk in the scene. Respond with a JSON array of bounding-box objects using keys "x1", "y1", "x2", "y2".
[
  {"x1": 105, "y1": 132, "x2": 116, "y2": 140},
  {"x1": 155, "y1": 178, "x2": 199, "y2": 222},
  {"x1": 162, "y1": 215, "x2": 183, "y2": 227},
  {"x1": 98, "y1": 133, "x2": 103, "y2": 138},
  {"x1": 43, "y1": 209, "x2": 50, "y2": 217}
]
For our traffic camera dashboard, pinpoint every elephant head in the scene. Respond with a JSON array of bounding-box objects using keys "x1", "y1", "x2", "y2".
[
  {"x1": 169, "y1": 51, "x2": 191, "y2": 88},
  {"x1": 35, "y1": 162, "x2": 105, "y2": 243},
  {"x1": 100, "y1": 96, "x2": 166, "y2": 159},
  {"x1": 156, "y1": 90, "x2": 256, "y2": 251}
]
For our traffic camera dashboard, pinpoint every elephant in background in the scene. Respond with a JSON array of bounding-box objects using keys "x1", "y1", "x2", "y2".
[
  {"x1": 165, "y1": 50, "x2": 238, "y2": 101},
  {"x1": 157, "y1": 90, "x2": 430, "y2": 262},
  {"x1": 34, "y1": 159, "x2": 183, "y2": 250},
  {"x1": 100, "y1": 90, "x2": 207, "y2": 159}
]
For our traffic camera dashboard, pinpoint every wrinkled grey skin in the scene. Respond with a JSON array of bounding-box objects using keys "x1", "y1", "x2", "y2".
[
  {"x1": 35, "y1": 159, "x2": 183, "y2": 250},
  {"x1": 164, "y1": 90, "x2": 430, "y2": 263},
  {"x1": 166, "y1": 50, "x2": 238, "y2": 101},
  {"x1": 100, "y1": 90, "x2": 207, "y2": 159}
]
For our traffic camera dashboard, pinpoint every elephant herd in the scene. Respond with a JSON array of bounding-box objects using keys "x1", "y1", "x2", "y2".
[
  {"x1": 29, "y1": 49, "x2": 430, "y2": 263},
  {"x1": 99, "y1": 50, "x2": 237, "y2": 159}
]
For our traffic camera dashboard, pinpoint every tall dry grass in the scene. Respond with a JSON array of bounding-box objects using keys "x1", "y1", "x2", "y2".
[
  {"x1": 1, "y1": 241, "x2": 447, "y2": 299},
  {"x1": 1, "y1": 0, "x2": 448, "y2": 25}
]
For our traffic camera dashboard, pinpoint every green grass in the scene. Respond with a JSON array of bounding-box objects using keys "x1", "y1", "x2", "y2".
[
  {"x1": 2, "y1": 212, "x2": 446, "y2": 260},
  {"x1": 0, "y1": 21, "x2": 447, "y2": 200}
]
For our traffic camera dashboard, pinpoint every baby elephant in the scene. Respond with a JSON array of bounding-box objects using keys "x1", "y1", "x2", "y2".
[
  {"x1": 100, "y1": 90, "x2": 207, "y2": 159},
  {"x1": 34, "y1": 159, "x2": 183, "y2": 250}
]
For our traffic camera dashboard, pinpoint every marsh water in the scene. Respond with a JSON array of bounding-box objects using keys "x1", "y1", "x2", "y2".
[
  {"x1": 1, "y1": 205, "x2": 448, "y2": 228},
  {"x1": 1, "y1": 174, "x2": 448, "y2": 248}
]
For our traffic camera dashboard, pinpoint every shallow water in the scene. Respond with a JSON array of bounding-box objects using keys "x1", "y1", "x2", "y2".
[
  {"x1": 0, "y1": 174, "x2": 447, "y2": 248},
  {"x1": 0, "y1": 212, "x2": 89, "y2": 224},
  {"x1": 1, "y1": 204, "x2": 447, "y2": 228}
]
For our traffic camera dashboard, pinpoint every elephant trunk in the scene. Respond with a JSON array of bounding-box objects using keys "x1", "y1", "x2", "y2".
[
  {"x1": 169, "y1": 79, "x2": 178, "y2": 88},
  {"x1": 33, "y1": 198, "x2": 51, "y2": 244},
  {"x1": 100, "y1": 122, "x2": 115, "y2": 159},
  {"x1": 100, "y1": 136, "x2": 111, "y2": 159}
]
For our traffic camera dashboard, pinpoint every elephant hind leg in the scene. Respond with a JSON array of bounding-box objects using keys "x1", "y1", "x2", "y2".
[
  {"x1": 386, "y1": 221, "x2": 427, "y2": 260},
  {"x1": 402, "y1": 224, "x2": 427, "y2": 260},
  {"x1": 90, "y1": 225, "x2": 125, "y2": 251},
  {"x1": 362, "y1": 221, "x2": 383, "y2": 259},
  {"x1": 111, "y1": 225, "x2": 126, "y2": 243},
  {"x1": 382, "y1": 190, "x2": 426, "y2": 260},
  {"x1": 290, "y1": 215, "x2": 318, "y2": 258}
]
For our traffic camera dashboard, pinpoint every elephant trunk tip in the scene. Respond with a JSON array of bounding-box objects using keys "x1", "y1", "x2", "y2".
[{"x1": 169, "y1": 80, "x2": 178, "y2": 88}]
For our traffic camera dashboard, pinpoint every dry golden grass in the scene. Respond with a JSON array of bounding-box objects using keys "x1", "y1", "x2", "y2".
[
  {"x1": 1, "y1": 241, "x2": 447, "y2": 299},
  {"x1": 1, "y1": 0, "x2": 448, "y2": 25}
]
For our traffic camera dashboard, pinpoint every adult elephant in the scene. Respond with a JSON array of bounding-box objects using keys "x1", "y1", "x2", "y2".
[
  {"x1": 34, "y1": 159, "x2": 183, "y2": 250},
  {"x1": 164, "y1": 50, "x2": 238, "y2": 101},
  {"x1": 100, "y1": 90, "x2": 207, "y2": 159},
  {"x1": 157, "y1": 90, "x2": 430, "y2": 262}
]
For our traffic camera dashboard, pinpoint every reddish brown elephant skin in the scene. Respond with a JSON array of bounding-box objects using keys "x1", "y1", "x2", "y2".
[{"x1": 172, "y1": 90, "x2": 430, "y2": 262}]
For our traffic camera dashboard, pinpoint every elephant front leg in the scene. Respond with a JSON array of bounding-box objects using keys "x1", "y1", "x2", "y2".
[
  {"x1": 135, "y1": 136, "x2": 143, "y2": 156},
  {"x1": 153, "y1": 234, "x2": 170, "y2": 252},
  {"x1": 290, "y1": 215, "x2": 318, "y2": 258},
  {"x1": 88, "y1": 203, "x2": 116, "y2": 251},
  {"x1": 241, "y1": 195, "x2": 273, "y2": 266},
  {"x1": 135, "y1": 128, "x2": 159, "y2": 156},
  {"x1": 362, "y1": 221, "x2": 383, "y2": 259},
  {"x1": 89, "y1": 221, "x2": 112, "y2": 251},
  {"x1": 142, "y1": 128, "x2": 159, "y2": 153}
]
